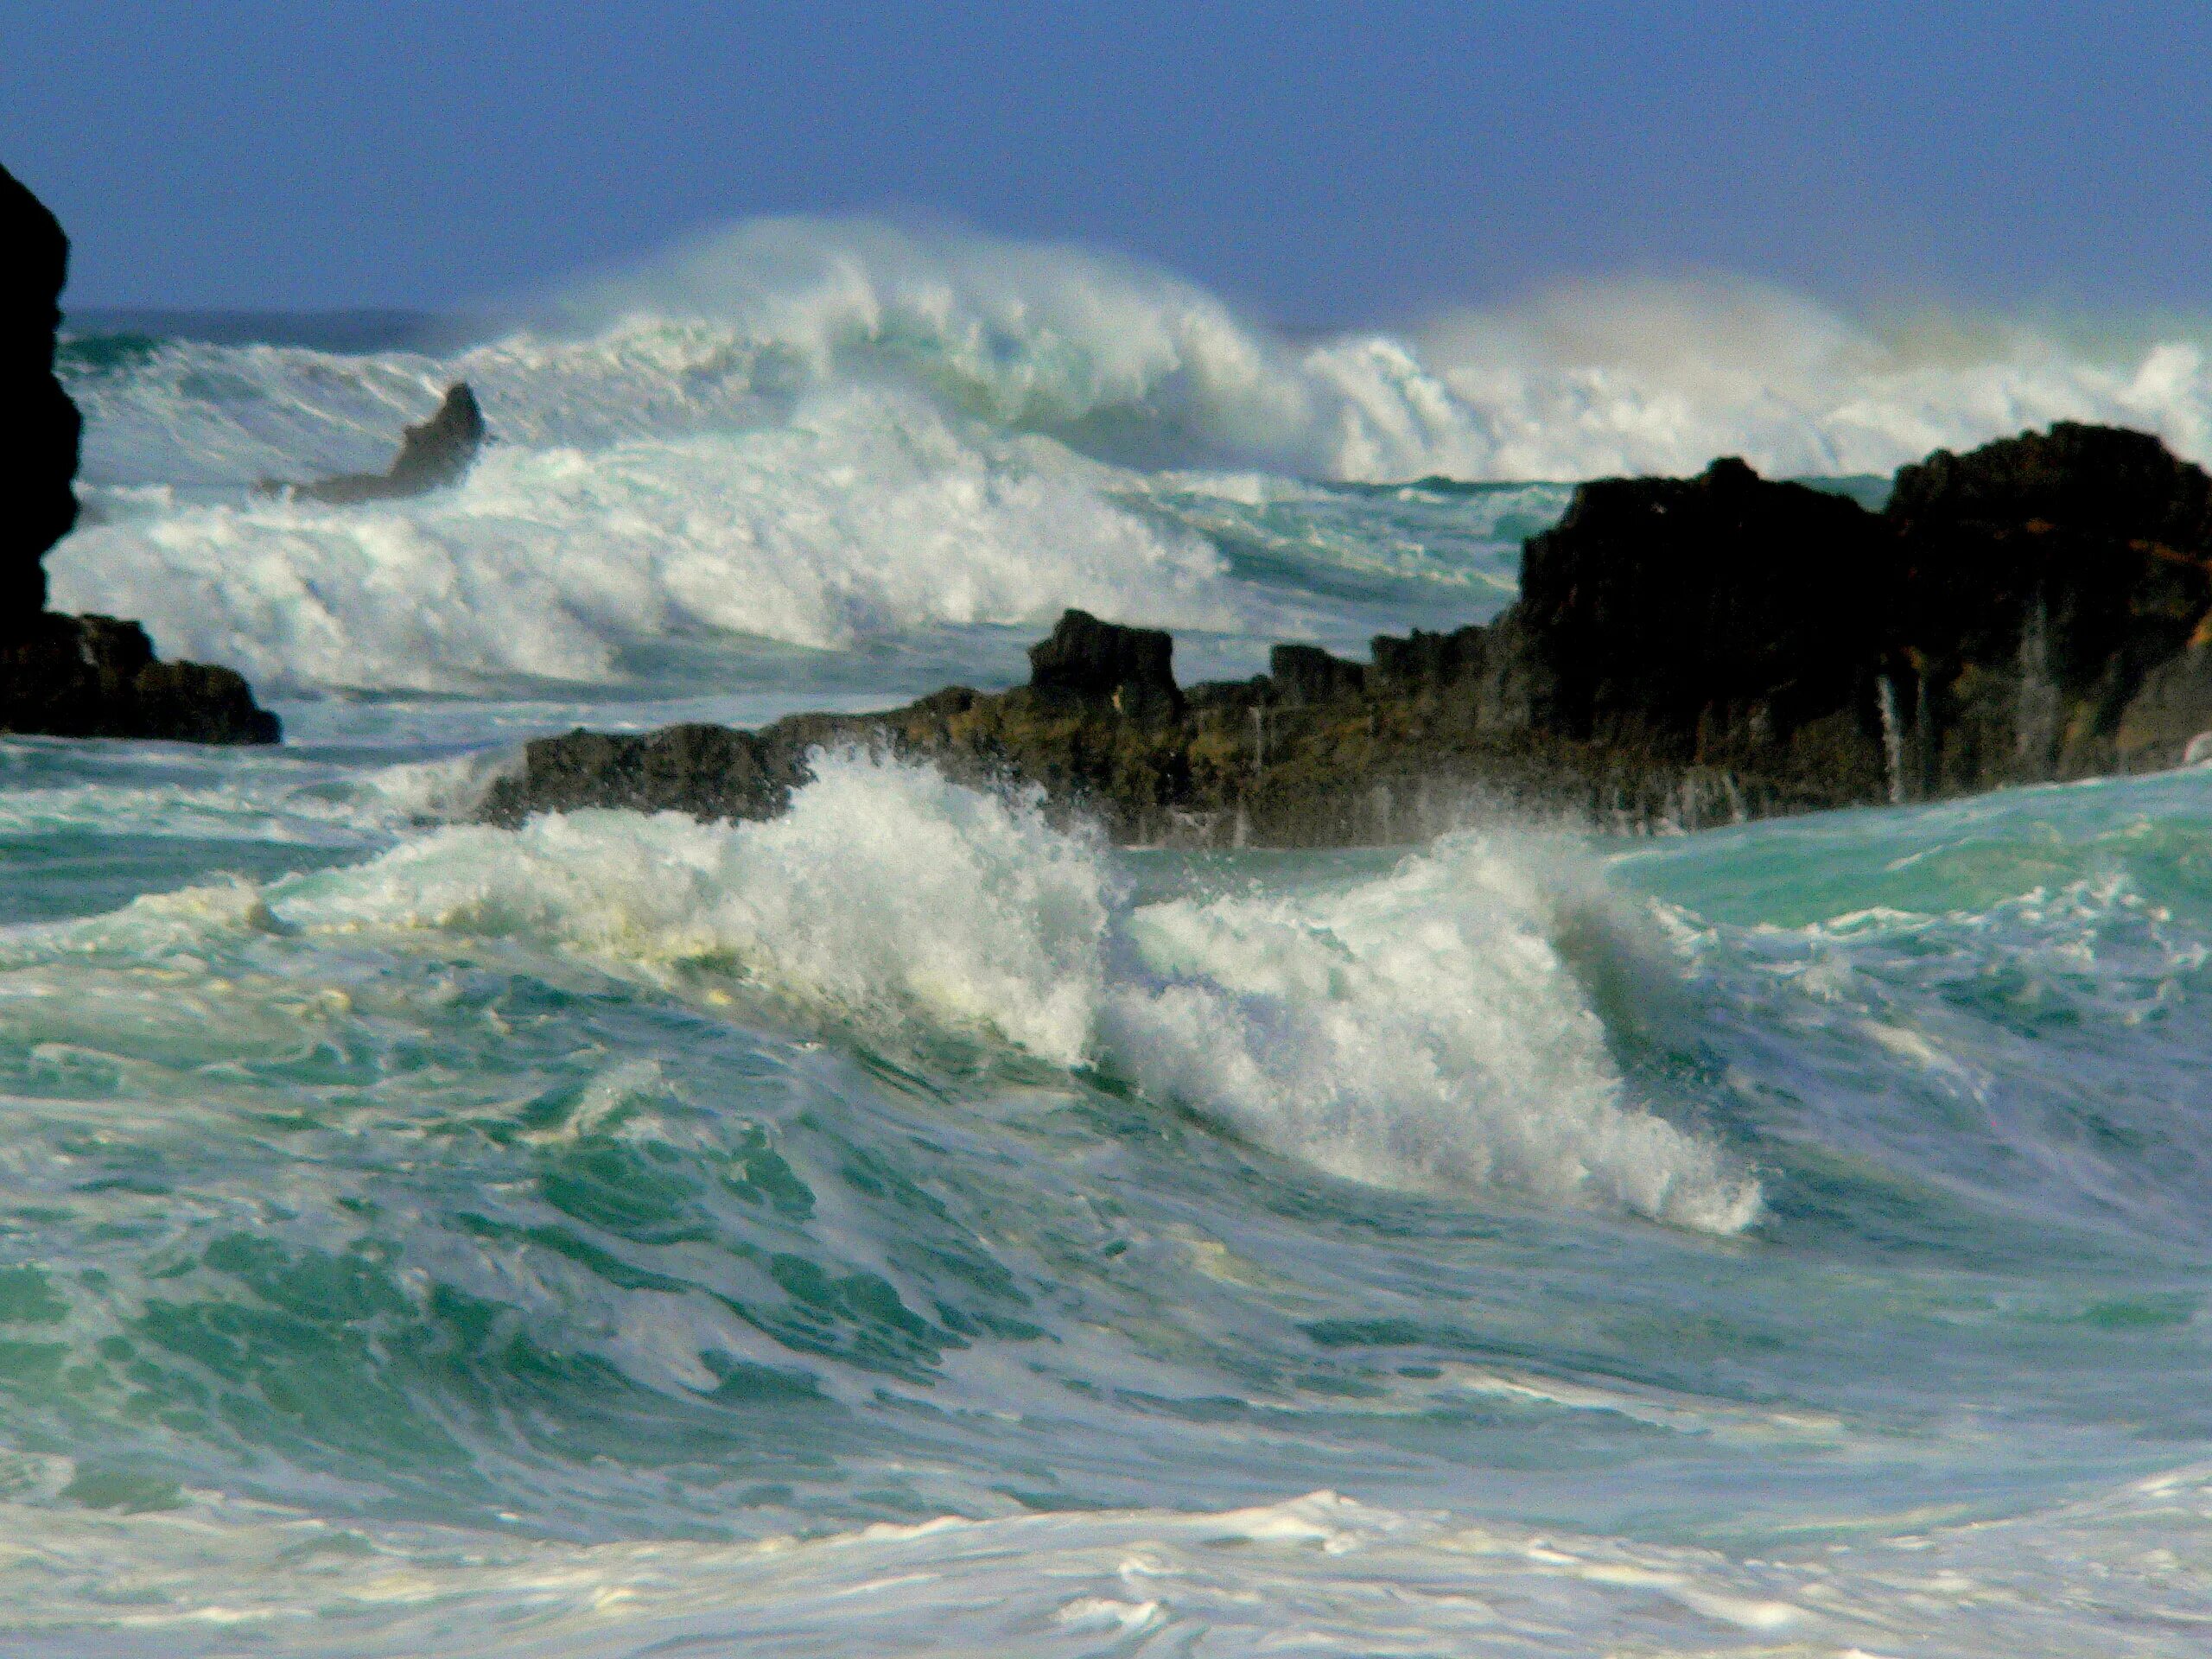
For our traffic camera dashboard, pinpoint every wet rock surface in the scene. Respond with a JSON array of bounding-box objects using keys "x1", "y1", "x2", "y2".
[
  {"x1": 486, "y1": 421, "x2": 2212, "y2": 845},
  {"x1": 0, "y1": 613, "x2": 279, "y2": 744}
]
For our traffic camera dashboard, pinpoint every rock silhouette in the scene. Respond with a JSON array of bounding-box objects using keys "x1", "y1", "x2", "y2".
[
  {"x1": 273, "y1": 383, "x2": 486, "y2": 504},
  {"x1": 0, "y1": 162, "x2": 279, "y2": 744},
  {"x1": 0, "y1": 163, "x2": 79, "y2": 626}
]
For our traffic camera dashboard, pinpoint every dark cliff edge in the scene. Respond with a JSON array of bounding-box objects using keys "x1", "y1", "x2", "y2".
[
  {"x1": 484, "y1": 420, "x2": 2212, "y2": 847},
  {"x1": 1, "y1": 163, "x2": 278, "y2": 745}
]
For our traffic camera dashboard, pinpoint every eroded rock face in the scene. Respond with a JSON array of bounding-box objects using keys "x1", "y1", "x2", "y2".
[
  {"x1": 0, "y1": 162, "x2": 280, "y2": 744},
  {"x1": 0, "y1": 163, "x2": 79, "y2": 626},
  {"x1": 1522, "y1": 463, "x2": 1887, "y2": 730},
  {"x1": 276, "y1": 383, "x2": 486, "y2": 505},
  {"x1": 485, "y1": 423, "x2": 2212, "y2": 847},
  {"x1": 481, "y1": 611, "x2": 1802, "y2": 843},
  {"x1": 0, "y1": 614, "x2": 277, "y2": 744},
  {"x1": 1886, "y1": 422, "x2": 2212, "y2": 787},
  {"x1": 1027, "y1": 608, "x2": 1182, "y2": 720}
]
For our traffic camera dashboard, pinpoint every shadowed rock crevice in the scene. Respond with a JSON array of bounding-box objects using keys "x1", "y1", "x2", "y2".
[{"x1": 485, "y1": 421, "x2": 2212, "y2": 846}]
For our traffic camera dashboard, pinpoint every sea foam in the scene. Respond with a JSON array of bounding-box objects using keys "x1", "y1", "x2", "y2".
[
  {"x1": 258, "y1": 752, "x2": 1759, "y2": 1231},
  {"x1": 54, "y1": 388, "x2": 1237, "y2": 692},
  {"x1": 54, "y1": 219, "x2": 2212, "y2": 694}
]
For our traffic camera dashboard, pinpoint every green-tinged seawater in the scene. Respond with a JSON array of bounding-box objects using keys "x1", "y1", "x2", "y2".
[
  {"x1": 0, "y1": 714, "x2": 2206, "y2": 1654},
  {"x1": 7, "y1": 297, "x2": 2210, "y2": 1653}
]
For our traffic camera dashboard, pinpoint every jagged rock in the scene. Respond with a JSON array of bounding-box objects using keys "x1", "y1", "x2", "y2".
[
  {"x1": 482, "y1": 601, "x2": 1777, "y2": 844},
  {"x1": 482, "y1": 423, "x2": 2212, "y2": 847},
  {"x1": 1886, "y1": 422, "x2": 2212, "y2": 791},
  {"x1": 0, "y1": 161, "x2": 280, "y2": 744},
  {"x1": 486, "y1": 723, "x2": 798, "y2": 824},
  {"x1": 1367, "y1": 626, "x2": 1487, "y2": 695},
  {"x1": 1516, "y1": 456, "x2": 1894, "y2": 785},
  {"x1": 1026, "y1": 609, "x2": 1182, "y2": 720},
  {"x1": 276, "y1": 383, "x2": 486, "y2": 505},
  {"x1": 0, "y1": 163, "x2": 79, "y2": 625},
  {"x1": 2113, "y1": 645, "x2": 2212, "y2": 769},
  {"x1": 0, "y1": 614, "x2": 277, "y2": 744},
  {"x1": 1268, "y1": 643, "x2": 1368, "y2": 706}
]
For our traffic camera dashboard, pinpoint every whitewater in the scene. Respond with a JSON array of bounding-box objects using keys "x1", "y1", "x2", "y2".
[{"x1": 7, "y1": 220, "x2": 2212, "y2": 1654}]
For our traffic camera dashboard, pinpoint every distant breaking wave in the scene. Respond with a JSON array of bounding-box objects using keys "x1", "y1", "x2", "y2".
[{"x1": 46, "y1": 216, "x2": 2212, "y2": 693}]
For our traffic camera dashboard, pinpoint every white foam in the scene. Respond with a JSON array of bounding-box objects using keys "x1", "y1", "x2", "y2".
[
  {"x1": 273, "y1": 752, "x2": 1115, "y2": 1065},
  {"x1": 52, "y1": 388, "x2": 1237, "y2": 693},
  {"x1": 60, "y1": 223, "x2": 2212, "y2": 694},
  {"x1": 3, "y1": 1471, "x2": 2207, "y2": 1656},
  {"x1": 252, "y1": 753, "x2": 1757, "y2": 1230},
  {"x1": 554, "y1": 222, "x2": 2212, "y2": 481},
  {"x1": 1103, "y1": 831, "x2": 1760, "y2": 1232},
  {"x1": 62, "y1": 225, "x2": 2212, "y2": 499}
]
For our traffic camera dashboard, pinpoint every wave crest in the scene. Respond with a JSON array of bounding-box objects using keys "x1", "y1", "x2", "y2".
[
  {"x1": 258, "y1": 752, "x2": 1759, "y2": 1231},
  {"x1": 54, "y1": 389, "x2": 1237, "y2": 692}
]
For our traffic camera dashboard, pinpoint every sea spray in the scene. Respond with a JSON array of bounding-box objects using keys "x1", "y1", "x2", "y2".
[
  {"x1": 55, "y1": 390, "x2": 1239, "y2": 693},
  {"x1": 1877, "y1": 673, "x2": 1908, "y2": 805},
  {"x1": 254, "y1": 751, "x2": 1761, "y2": 1231},
  {"x1": 54, "y1": 220, "x2": 2212, "y2": 699}
]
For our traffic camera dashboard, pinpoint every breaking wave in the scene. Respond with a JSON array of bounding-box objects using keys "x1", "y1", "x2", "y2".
[
  {"x1": 50, "y1": 218, "x2": 2212, "y2": 693},
  {"x1": 94, "y1": 752, "x2": 1759, "y2": 1232}
]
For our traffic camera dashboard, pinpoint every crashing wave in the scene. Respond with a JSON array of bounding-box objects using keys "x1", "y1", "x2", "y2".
[
  {"x1": 51, "y1": 389, "x2": 1240, "y2": 693},
  {"x1": 54, "y1": 217, "x2": 2212, "y2": 694},
  {"x1": 245, "y1": 751, "x2": 1761, "y2": 1231}
]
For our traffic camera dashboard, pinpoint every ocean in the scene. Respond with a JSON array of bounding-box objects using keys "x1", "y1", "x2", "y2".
[{"x1": 9, "y1": 219, "x2": 2212, "y2": 1654}]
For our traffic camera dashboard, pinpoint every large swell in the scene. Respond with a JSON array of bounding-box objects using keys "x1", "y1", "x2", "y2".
[{"x1": 3, "y1": 734, "x2": 2212, "y2": 1652}]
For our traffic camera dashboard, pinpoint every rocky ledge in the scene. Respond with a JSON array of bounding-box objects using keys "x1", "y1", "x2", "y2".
[
  {"x1": 485, "y1": 420, "x2": 2212, "y2": 846},
  {"x1": 1, "y1": 162, "x2": 279, "y2": 745}
]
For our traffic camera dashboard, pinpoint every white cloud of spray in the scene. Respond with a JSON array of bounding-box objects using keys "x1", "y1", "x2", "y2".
[{"x1": 53, "y1": 218, "x2": 2212, "y2": 692}]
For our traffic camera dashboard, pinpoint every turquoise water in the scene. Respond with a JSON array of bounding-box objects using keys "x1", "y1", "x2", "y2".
[{"x1": 9, "y1": 277, "x2": 2212, "y2": 1654}]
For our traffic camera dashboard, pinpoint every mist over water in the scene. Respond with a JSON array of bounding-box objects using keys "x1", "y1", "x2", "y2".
[{"x1": 9, "y1": 219, "x2": 2212, "y2": 1653}]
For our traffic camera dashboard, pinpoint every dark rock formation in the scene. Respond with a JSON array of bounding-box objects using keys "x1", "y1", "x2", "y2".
[
  {"x1": 0, "y1": 162, "x2": 280, "y2": 744},
  {"x1": 0, "y1": 163, "x2": 79, "y2": 624},
  {"x1": 0, "y1": 613, "x2": 278, "y2": 744},
  {"x1": 270, "y1": 383, "x2": 486, "y2": 504},
  {"x1": 1511, "y1": 456, "x2": 1897, "y2": 798},
  {"x1": 1027, "y1": 609, "x2": 1182, "y2": 720},
  {"x1": 1885, "y1": 422, "x2": 2212, "y2": 791},
  {"x1": 484, "y1": 421, "x2": 2212, "y2": 846}
]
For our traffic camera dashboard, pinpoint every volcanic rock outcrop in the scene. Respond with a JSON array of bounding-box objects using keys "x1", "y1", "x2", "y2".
[
  {"x1": 0, "y1": 162, "x2": 278, "y2": 744},
  {"x1": 485, "y1": 422, "x2": 2212, "y2": 845},
  {"x1": 268, "y1": 382, "x2": 486, "y2": 504}
]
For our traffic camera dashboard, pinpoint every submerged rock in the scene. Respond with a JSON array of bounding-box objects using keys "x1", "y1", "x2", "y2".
[
  {"x1": 486, "y1": 422, "x2": 2212, "y2": 846},
  {"x1": 273, "y1": 382, "x2": 486, "y2": 505},
  {"x1": 0, "y1": 162, "x2": 280, "y2": 744}
]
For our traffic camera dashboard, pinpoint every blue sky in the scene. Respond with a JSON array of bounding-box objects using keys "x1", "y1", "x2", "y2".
[{"x1": 5, "y1": 1, "x2": 2210, "y2": 321}]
